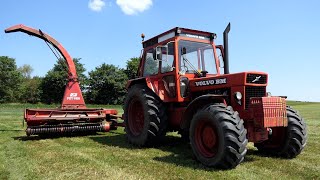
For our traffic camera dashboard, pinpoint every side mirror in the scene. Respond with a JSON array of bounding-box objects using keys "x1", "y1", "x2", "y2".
[
  {"x1": 182, "y1": 47, "x2": 187, "y2": 55},
  {"x1": 153, "y1": 46, "x2": 167, "y2": 61}
]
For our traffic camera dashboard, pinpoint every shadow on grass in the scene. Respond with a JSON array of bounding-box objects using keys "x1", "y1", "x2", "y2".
[
  {"x1": 0, "y1": 129, "x2": 24, "y2": 132},
  {"x1": 11, "y1": 129, "x2": 265, "y2": 170},
  {"x1": 90, "y1": 133, "x2": 257, "y2": 171},
  {"x1": 245, "y1": 148, "x2": 289, "y2": 159},
  {"x1": 12, "y1": 132, "x2": 99, "y2": 141},
  {"x1": 90, "y1": 131, "x2": 133, "y2": 149}
]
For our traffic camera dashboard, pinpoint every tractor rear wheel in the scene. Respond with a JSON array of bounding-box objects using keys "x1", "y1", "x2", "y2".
[
  {"x1": 189, "y1": 103, "x2": 248, "y2": 169},
  {"x1": 124, "y1": 84, "x2": 167, "y2": 146},
  {"x1": 255, "y1": 106, "x2": 307, "y2": 158}
]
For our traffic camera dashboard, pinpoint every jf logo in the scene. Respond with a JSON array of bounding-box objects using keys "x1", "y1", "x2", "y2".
[{"x1": 67, "y1": 93, "x2": 80, "y2": 100}]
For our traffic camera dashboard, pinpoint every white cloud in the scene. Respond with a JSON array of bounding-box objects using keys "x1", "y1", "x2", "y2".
[
  {"x1": 116, "y1": 0, "x2": 152, "y2": 15},
  {"x1": 88, "y1": 0, "x2": 106, "y2": 12}
]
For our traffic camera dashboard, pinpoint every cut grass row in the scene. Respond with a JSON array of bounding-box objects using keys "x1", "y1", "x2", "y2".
[{"x1": 0, "y1": 102, "x2": 319, "y2": 179}]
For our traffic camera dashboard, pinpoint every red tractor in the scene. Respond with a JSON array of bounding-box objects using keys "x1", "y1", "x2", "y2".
[{"x1": 123, "y1": 23, "x2": 307, "y2": 168}]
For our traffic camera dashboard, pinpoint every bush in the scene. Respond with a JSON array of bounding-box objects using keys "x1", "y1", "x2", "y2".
[{"x1": 87, "y1": 63, "x2": 128, "y2": 104}]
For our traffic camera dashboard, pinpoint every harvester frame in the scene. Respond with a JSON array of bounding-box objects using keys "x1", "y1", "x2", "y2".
[{"x1": 5, "y1": 24, "x2": 120, "y2": 136}]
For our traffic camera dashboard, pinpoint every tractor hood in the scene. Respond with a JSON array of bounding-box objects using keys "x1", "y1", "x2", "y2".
[{"x1": 189, "y1": 72, "x2": 268, "y2": 92}]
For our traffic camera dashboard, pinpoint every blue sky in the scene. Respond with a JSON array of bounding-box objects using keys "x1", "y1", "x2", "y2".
[{"x1": 0, "y1": 0, "x2": 319, "y2": 102}]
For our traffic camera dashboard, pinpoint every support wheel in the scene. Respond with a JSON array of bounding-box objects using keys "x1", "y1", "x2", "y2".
[
  {"x1": 189, "y1": 103, "x2": 248, "y2": 169},
  {"x1": 124, "y1": 84, "x2": 167, "y2": 146},
  {"x1": 255, "y1": 106, "x2": 307, "y2": 158}
]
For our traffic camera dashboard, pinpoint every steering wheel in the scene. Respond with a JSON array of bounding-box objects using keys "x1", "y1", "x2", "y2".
[
  {"x1": 181, "y1": 56, "x2": 189, "y2": 72},
  {"x1": 181, "y1": 64, "x2": 188, "y2": 72}
]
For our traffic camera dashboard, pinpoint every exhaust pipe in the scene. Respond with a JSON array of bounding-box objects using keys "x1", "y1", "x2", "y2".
[{"x1": 223, "y1": 23, "x2": 231, "y2": 74}]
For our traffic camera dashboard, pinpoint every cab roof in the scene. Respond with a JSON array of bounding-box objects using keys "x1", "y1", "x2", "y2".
[{"x1": 142, "y1": 27, "x2": 216, "y2": 48}]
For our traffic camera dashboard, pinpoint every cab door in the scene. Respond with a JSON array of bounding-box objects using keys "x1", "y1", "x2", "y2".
[{"x1": 142, "y1": 42, "x2": 176, "y2": 102}]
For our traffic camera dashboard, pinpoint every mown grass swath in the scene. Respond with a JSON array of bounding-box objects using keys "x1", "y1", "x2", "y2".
[{"x1": 0, "y1": 102, "x2": 319, "y2": 179}]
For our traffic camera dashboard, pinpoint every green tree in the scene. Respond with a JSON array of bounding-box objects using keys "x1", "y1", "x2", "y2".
[
  {"x1": 124, "y1": 57, "x2": 140, "y2": 79},
  {"x1": 40, "y1": 58, "x2": 87, "y2": 104},
  {"x1": 87, "y1": 63, "x2": 128, "y2": 104},
  {"x1": 17, "y1": 64, "x2": 42, "y2": 103},
  {"x1": 0, "y1": 56, "x2": 23, "y2": 103},
  {"x1": 20, "y1": 76, "x2": 42, "y2": 103},
  {"x1": 18, "y1": 64, "x2": 33, "y2": 79}
]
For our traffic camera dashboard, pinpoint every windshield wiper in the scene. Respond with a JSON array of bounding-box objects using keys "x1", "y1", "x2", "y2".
[{"x1": 182, "y1": 56, "x2": 202, "y2": 77}]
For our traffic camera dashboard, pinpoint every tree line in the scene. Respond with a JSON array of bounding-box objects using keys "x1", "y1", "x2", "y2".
[{"x1": 0, "y1": 56, "x2": 140, "y2": 105}]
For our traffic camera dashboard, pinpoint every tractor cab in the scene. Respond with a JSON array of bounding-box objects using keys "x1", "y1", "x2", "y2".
[
  {"x1": 132, "y1": 27, "x2": 228, "y2": 103},
  {"x1": 139, "y1": 27, "x2": 223, "y2": 77},
  {"x1": 153, "y1": 36, "x2": 223, "y2": 77}
]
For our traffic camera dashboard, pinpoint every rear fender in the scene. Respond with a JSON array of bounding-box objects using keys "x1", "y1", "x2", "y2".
[
  {"x1": 126, "y1": 77, "x2": 146, "y2": 89},
  {"x1": 180, "y1": 95, "x2": 226, "y2": 130},
  {"x1": 126, "y1": 77, "x2": 155, "y2": 94}
]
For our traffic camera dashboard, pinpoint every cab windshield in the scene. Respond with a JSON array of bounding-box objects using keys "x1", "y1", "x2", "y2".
[{"x1": 178, "y1": 40, "x2": 217, "y2": 75}]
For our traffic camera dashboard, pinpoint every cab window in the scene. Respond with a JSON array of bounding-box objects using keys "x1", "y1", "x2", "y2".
[
  {"x1": 143, "y1": 48, "x2": 159, "y2": 76},
  {"x1": 178, "y1": 40, "x2": 217, "y2": 74},
  {"x1": 161, "y1": 42, "x2": 175, "y2": 73}
]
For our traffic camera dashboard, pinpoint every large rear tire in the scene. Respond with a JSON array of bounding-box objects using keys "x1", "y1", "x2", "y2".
[
  {"x1": 124, "y1": 84, "x2": 167, "y2": 146},
  {"x1": 255, "y1": 106, "x2": 307, "y2": 158},
  {"x1": 189, "y1": 104, "x2": 248, "y2": 169}
]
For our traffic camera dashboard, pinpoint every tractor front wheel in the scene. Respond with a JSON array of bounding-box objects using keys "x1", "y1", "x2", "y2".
[
  {"x1": 124, "y1": 84, "x2": 167, "y2": 146},
  {"x1": 189, "y1": 104, "x2": 248, "y2": 169},
  {"x1": 255, "y1": 106, "x2": 307, "y2": 158}
]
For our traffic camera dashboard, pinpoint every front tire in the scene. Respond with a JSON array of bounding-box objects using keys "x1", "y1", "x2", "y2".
[
  {"x1": 124, "y1": 84, "x2": 167, "y2": 146},
  {"x1": 255, "y1": 106, "x2": 307, "y2": 158},
  {"x1": 189, "y1": 104, "x2": 248, "y2": 169}
]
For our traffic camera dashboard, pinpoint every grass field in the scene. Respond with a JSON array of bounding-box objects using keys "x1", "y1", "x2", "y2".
[{"x1": 0, "y1": 102, "x2": 319, "y2": 179}]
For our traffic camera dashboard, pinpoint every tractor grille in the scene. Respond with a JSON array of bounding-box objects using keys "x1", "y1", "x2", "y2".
[
  {"x1": 245, "y1": 86, "x2": 266, "y2": 109},
  {"x1": 246, "y1": 74, "x2": 267, "y2": 84}
]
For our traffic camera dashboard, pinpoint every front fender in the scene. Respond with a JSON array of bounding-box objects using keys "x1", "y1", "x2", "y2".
[{"x1": 180, "y1": 94, "x2": 226, "y2": 130}]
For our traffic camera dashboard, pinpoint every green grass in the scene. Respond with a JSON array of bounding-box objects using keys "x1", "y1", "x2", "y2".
[{"x1": 0, "y1": 102, "x2": 319, "y2": 179}]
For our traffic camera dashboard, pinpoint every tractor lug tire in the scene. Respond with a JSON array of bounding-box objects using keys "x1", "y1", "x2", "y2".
[
  {"x1": 255, "y1": 106, "x2": 307, "y2": 158},
  {"x1": 124, "y1": 84, "x2": 167, "y2": 146},
  {"x1": 189, "y1": 103, "x2": 248, "y2": 169}
]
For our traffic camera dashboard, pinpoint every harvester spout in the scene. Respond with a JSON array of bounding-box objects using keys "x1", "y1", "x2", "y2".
[
  {"x1": 223, "y1": 23, "x2": 230, "y2": 74},
  {"x1": 5, "y1": 24, "x2": 77, "y2": 79},
  {"x1": 5, "y1": 24, "x2": 85, "y2": 109}
]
